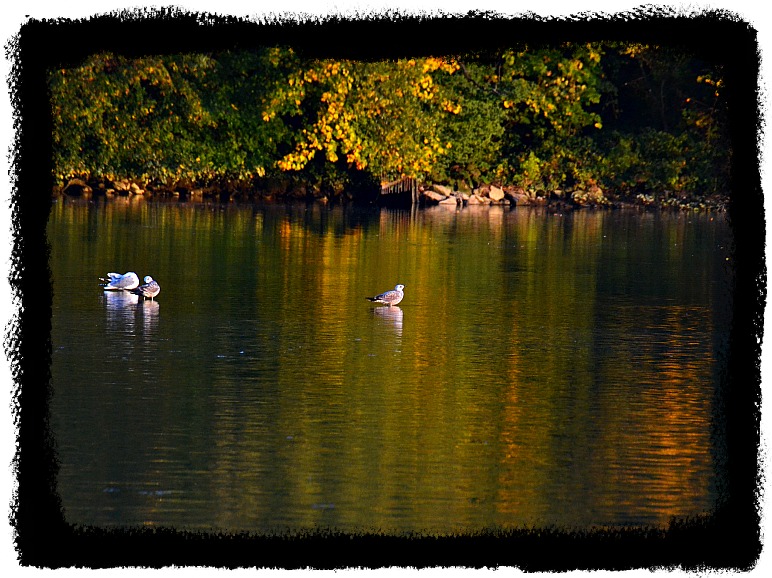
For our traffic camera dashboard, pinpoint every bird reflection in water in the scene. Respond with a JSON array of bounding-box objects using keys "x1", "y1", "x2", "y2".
[
  {"x1": 102, "y1": 290, "x2": 139, "y2": 338},
  {"x1": 102, "y1": 290, "x2": 159, "y2": 336},
  {"x1": 137, "y1": 299, "x2": 160, "y2": 333},
  {"x1": 372, "y1": 305, "x2": 403, "y2": 337}
]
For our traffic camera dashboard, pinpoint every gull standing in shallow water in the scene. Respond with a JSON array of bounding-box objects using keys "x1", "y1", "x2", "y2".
[
  {"x1": 99, "y1": 271, "x2": 140, "y2": 291},
  {"x1": 131, "y1": 276, "x2": 161, "y2": 300},
  {"x1": 366, "y1": 284, "x2": 405, "y2": 306}
]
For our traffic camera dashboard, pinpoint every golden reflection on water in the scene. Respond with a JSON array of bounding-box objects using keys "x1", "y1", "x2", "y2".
[{"x1": 48, "y1": 199, "x2": 730, "y2": 533}]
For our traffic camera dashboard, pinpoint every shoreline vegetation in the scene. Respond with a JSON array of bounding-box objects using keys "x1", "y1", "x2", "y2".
[
  {"x1": 49, "y1": 43, "x2": 732, "y2": 214},
  {"x1": 55, "y1": 176, "x2": 728, "y2": 212}
]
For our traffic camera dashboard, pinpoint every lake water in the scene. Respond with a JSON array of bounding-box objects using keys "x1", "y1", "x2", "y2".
[{"x1": 47, "y1": 197, "x2": 732, "y2": 535}]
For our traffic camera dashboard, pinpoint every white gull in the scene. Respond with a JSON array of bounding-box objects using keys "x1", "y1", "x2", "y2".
[{"x1": 99, "y1": 271, "x2": 140, "y2": 291}]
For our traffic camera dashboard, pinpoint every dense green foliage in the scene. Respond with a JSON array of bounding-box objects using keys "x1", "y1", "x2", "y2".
[{"x1": 48, "y1": 42, "x2": 729, "y2": 200}]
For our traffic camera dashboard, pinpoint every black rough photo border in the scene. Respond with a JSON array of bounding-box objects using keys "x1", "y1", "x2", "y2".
[{"x1": 5, "y1": 6, "x2": 764, "y2": 570}]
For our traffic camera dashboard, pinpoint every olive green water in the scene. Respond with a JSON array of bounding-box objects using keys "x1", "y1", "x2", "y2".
[{"x1": 47, "y1": 197, "x2": 732, "y2": 534}]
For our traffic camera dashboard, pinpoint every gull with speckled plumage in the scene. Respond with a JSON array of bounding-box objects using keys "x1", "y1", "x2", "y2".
[
  {"x1": 366, "y1": 284, "x2": 404, "y2": 306},
  {"x1": 131, "y1": 276, "x2": 161, "y2": 300}
]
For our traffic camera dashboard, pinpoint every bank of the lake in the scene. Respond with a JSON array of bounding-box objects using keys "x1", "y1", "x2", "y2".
[{"x1": 54, "y1": 175, "x2": 729, "y2": 213}]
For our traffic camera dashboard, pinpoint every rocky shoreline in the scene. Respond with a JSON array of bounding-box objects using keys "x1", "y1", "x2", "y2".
[
  {"x1": 54, "y1": 177, "x2": 728, "y2": 213},
  {"x1": 417, "y1": 183, "x2": 727, "y2": 212}
]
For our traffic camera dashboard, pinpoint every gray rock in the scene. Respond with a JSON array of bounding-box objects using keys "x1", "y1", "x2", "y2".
[
  {"x1": 423, "y1": 190, "x2": 447, "y2": 203},
  {"x1": 572, "y1": 185, "x2": 608, "y2": 206},
  {"x1": 507, "y1": 192, "x2": 530, "y2": 206},
  {"x1": 468, "y1": 194, "x2": 490, "y2": 205},
  {"x1": 431, "y1": 184, "x2": 454, "y2": 197},
  {"x1": 489, "y1": 186, "x2": 505, "y2": 201}
]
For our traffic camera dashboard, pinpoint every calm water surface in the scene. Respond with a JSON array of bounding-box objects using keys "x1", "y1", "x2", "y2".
[{"x1": 48, "y1": 197, "x2": 732, "y2": 534}]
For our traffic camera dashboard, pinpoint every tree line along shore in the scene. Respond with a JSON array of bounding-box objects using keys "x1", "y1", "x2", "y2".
[{"x1": 49, "y1": 42, "x2": 730, "y2": 212}]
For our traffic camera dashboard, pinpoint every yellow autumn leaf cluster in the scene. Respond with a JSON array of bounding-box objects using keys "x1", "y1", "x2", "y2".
[
  {"x1": 422, "y1": 57, "x2": 461, "y2": 75},
  {"x1": 442, "y1": 100, "x2": 462, "y2": 114},
  {"x1": 265, "y1": 55, "x2": 464, "y2": 178}
]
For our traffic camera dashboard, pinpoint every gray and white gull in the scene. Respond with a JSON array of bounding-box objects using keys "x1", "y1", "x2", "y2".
[
  {"x1": 131, "y1": 276, "x2": 161, "y2": 300},
  {"x1": 366, "y1": 284, "x2": 405, "y2": 306}
]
